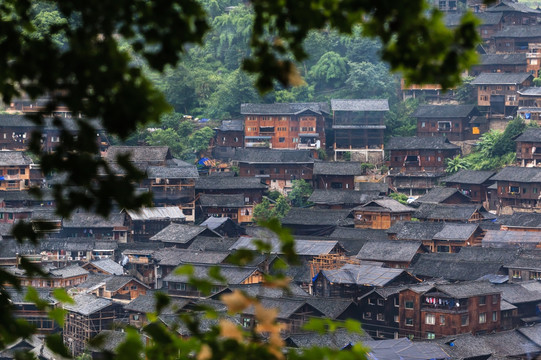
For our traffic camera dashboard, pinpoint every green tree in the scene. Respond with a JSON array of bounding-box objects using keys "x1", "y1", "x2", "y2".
[
  {"x1": 384, "y1": 98, "x2": 420, "y2": 141},
  {"x1": 189, "y1": 127, "x2": 215, "y2": 156},
  {"x1": 445, "y1": 155, "x2": 470, "y2": 174},
  {"x1": 253, "y1": 198, "x2": 273, "y2": 222},
  {"x1": 273, "y1": 195, "x2": 291, "y2": 219},
  {"x1": 287, "y1": 179, "x2": 313, "y2": 207},
  {"x1": 145, "y1": 128, "x2": 184, "y2": 158},
  {"x1": 309, "y1": 51, "x2": 349, "y2": 89},
  {"x1": 345, "y1": 61, "x2": 397, "y2": 99},
  {"x1": 455, "y1": 76, "x2": 476, "y2": 104},
  {"x1": 389, "y1": 192, "x2": 409, "y2": 205}
]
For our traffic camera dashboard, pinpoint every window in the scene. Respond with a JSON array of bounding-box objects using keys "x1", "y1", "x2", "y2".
[
  {"x1": 479, "y1": 296, "x2": 486, "y2": 305},
  {"x1": 492, "y1": 311, "x2": 498, "y2": 322},
  {"x1": 425, "y1": 314, "x2": 435, "y2": 325},
  {"x1": 461, "y1": 315, "x2": 469, "y2": 326},
  {"x1": 437, "y1": 245, "x2": 450, "y2": 253},
  {"x1": 530, "y1": 271, "x2": 541, "y2": 280},
  {"x1": 279, "y1": 137, "x2": 285, "y2": 143},
  {"x1": 243, "y1": 318, "x2": 252, "y2": 328},
  {"x1": 377, "y1": 313, "x2": 385, "y2": 321},
  {"x1": 377, "y1": 299, "x2": 384, "y2": 306},
  {"x1": 363, "y1": 312, "x2": 372, "y2": 320},
  {"x1": 234, "y1": 137, "x2": 238, "y2": 142},
  {"x1": 479, "y1": 312, "x2": 486, "y2": 324},
  {"x1": 368, "y1": 298, "x2": 375, "y2": 305},
  {"x1": 394, "y1": 298, "x2": 399, "y2": 307},
  {"x1": 512, "y1": 270, "x2": 522, "y2": 279},
  {"x1": 438, "y1": 121, "x2": 451, "y2": 131},
  {"x1": 492, "y1": 295, "x2": 498, "y2": 304},
  {"x1": 510, "y1": 186, "x2": 520, "y2": 194},
  {"x1": 437, "y1": 157, "x2": 442, "y2": 162},
  {"x1": 405, "y1": 318, "x2": 413, "y2": 326},
  {"x1": 534, "y1": 188, "x2": 538, "y2": 194},
  {"x1": 440, "y1": 315, "x2": 445, "y2": 325},
  {"x1": 523, "y1": 187, "x2": 527, "y2": 194},
  {"x1": 130, "y1": 285, "x2": 137, "y2": 290},
  {"x1": 20, "y1": 168, "x2": 25, "y2": 175},
  {"x1": 426, "y1": 332, "x2": 435, "y2": 340},
  {"x1": 421, "y1": 121, "x2": 426, "y2": 128},
  {"x1": 394, "y1": 315, "x2": 399, "y2": 323},
  {"x1": 405, "y1": 300, "x2": 414, "y2": 309}
]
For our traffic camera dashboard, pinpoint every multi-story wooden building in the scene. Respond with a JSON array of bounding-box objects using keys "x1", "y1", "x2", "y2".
[
  {"x1": 124, "y1": 207, "x2": 186, "y2": 242},
  {"x1": 446, "y1": 12, "x2": 504, "y2": 46},
  {"x1": 240, "y1": 102, "x2": 329, "y2": 150},
  {"x1": 312, "y1": 161, "x2": 363, "y2": 190},
  {"x1": 486, "y1": 1, "x2": 541, "y2": 27},
  {"x1": 353, "y1": 199, "x2": 414, "y2": 230},
  {"x1": 469, "y1": 53, "x2": 527, "y2": 76},
  {"x1": 441, "y1": 169, "x2": 496, "y2": 204},
  {"x1": 471, "y1": 72, "x2": 533, "y2": 117},
  {"x1": 213, "y1": 119, "x2": 244, "y2": 160},
  {"x1": 386, "y1": 137, "x2": 461, "y2": 195},
  {"x1": 414, "y1": 104, "x2": 480, "y2": 141},
  {"x1": 233, "y1": 148, "x2": 314, "y2": 193},
  {"x1": 493, "y1": 25, "x2": 541, "y2": 53},
  {"x1": 515, "y1": 127, "x2": 541, "y2": 166},
  {"x1": 490, "y1": 166, "x2": 541, "y2": 209},
  {"x1": 0, "y1": 151, "x2": 34, "y2": 191},
  {"x1": 198, "y1": 194, "x2": 255, "y2": 223},
  {"x1": 517, "y1": 87, "x2": 541, "y2": 122},
  {"x1": 399, "y1": 282, "x2": 501, "y2": 340},
  {"x1": 330, "y1": 99, "x2": 388, "y2": 162}
]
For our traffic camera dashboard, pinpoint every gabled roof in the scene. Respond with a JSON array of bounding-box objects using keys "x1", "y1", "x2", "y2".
[
  {"x1": 506, "y1": 250, "x2": 541, "y2": 271},
  {"x1": 483, "y1": 230, "x2": 541, "y2": 248},
  {"x1": 162, "y1": 264, "x2": 260, "y2": 285},
  {"x1": 0, "y1": 151, "x2": 33, "y2": 166},
  {"x1": 331, "y1": 99, "x2": 389, "y2": 112},
  {"x1": 240, "y1": 102, "x2": 330, "y2": 115},
  {"x1": 410, "y1": 253, "x2": 503, "y2": 281},
  {"x1": 313, "y1": 161, "x2": 363, "y2": 176},
  {"x1": 146, "y1": 165, "x2": 199, "y2": 179},
  {"x1": 491, "y1": 166, "x2": 541, "y2": 182},
  {"x1": 441, "y1": 169, "x2": 495, "y2": 184},
  {"x1": 125, "y1": 207, "x2": 186, "y2": 221},
  {"x1": 356, "y1": 198, "x2": 414, "y2": 213},
  {"x1": 103, "y1": 275, "x2": 149, "y2": 292},
  {"x1": 242, "y1": 297, "x2": 321, "y2": 319},
  {"x1": 64, "y1": 294, "x2": 113, "y2": 315},
  {"x1": 218, "y1": 119, "x2": 243, "y2": 132},
  {"x1": 150, "y1": 223, "x2": 221, "y2": 244},
  {"x1": 319, "y1": 263, "x2": 413, "y2": 287},
  {"x1": 62, "y1": 212, "x2": 125, "y2": 228},
  {"x1": 514, "y1": 127, "x2": 541, "y2": 143},
  {"x1": 153, "y1": 248, "x2": 229, "y2": 266},
  {"x1": 308, "y1": 189, "x2": 377, "y2": 206},
  {"x1": 386, "y1": 136, "x2": 460, "y2": 150},
  {"x1": 496, "y1": 281, "x2": 541, "y2": 304},
  {"x1": 330, "y1": 227, "x2": 389, "y2": 241},
  {"x1": 186, "y1": 236, "x2": 239, "y2": 252},
  {"x1": 232, "y1": 148, "x2": 313, "y2": 163},
  {"x1": 434, "y1": 281, "x2": 500, "y2": 298},
  {"x1": 432, "y1": 223, "x2": 479, "y2": 241},
  {"x1": 470, "y1": 72, "x2": 533, "y2": 85},
  {"x1": 105, "y1": 146, "x2": 172, "y2": 162},
  {"x1": 499, "y1": 212, "x2": 541, "y2": 229},
  {"x1": 228, "y1": 237, "x2": 343, "y2": 256},
  {"x1": 199, "y1": 216, "x2": 235, "y2": 230},
  {"x1": 387, "y1": 221, "x2": 445, "y2": 241},
  {"x1": 87, "y1": 258, "x2": 124, "y2": 275},
  {"x1": 199, "y1": 194, "x2": 245, "y2": 208},
  {"x1": 414, "y1": 187, "x2": 471, "y2": 205},
  {"x1": 221, "y1": 283, "x2": 309, "y2": 298},
  {"x1": 286, "y1": 328, "x2": 370, "y2": 349},
  {"x1": 517, "y1": 87, "x2": 541, "y2": 96},
  {"x1": 49, "y1": 265, "x2": 89, "y2": 278},
  {"x1": 479, "y1": 53, "x2": 527, "y2": 66},
  {"x1": 487, "y1": 0, "x2": 541, "y2": 14},
  {"x1": 518, "y1": 323, "x2": 541, "y2": 346},
  {"x1": 281, "y1": 208, "x2": 353, "y2": 226},
  {"x1": 124, "y1": 293, "x2": 192, "y2": 313},
  {"x1": 356, "y1": 240, "x2": 424, "y2": 263},
  {"x1": 413, "y1": 104, "x2": 477, "y2": 118},
  {"x1": 365, "y1": 338, "x2": 450, "y2": 360},
  {"x1": 414, "y1": 203, "x2": 483, "y2": 221},
  {"x1": 196, "y1": 176, "x2": 267, "y2": 190}
]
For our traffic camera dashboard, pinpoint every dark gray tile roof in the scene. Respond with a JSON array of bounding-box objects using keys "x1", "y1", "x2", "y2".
[
  {"x1": 218, "y1": 119, "x2": 243, "y2": 132},
  {"x1": 103, "y1": 275, "x2": 148, "y2": 292},
  {"x1": 153, "y1": 248, "x2": 229, "y2": 266},
  {"x1": 498, "y1": 212, "x2": 541, "y2": 228},
  {"x1": 413, "y1": 104, "x2": 477, "y2": 118},
  {"x1": 330, "y1": 99, "x2": 389, "y2": 112},
  {"x1": 150, "y1": 223, "x2": 221, "y2": 243},
  {"x1": 414, "y1": 203, "x2": 482, "y2": 221},
  {"x1": 64, "y1": 294, "x2": 113, "y2": 315},
  {"x1": 224, "y1": 283, "x2": 309, "y2": 298},
  {"x1": 330, "y1": 227, "x2": 389, "y2": 240},
  {"x1": 494, "y1": 25, "x2": 541, "y2": 38},
  {"x1": 358, "y1": 182, "x2": 388, "y2": 193},
  {"x1": 88, "y1": 258, "x2": 124, "y2": 275},
  {"x1": 320, "y1": 263, "x2": 411, "y2": 286},
  {"x1": 483, "y1": 230, "x2": 541, "y2": 248},
  {"x1": 441, "y1": 169, "x2": 495, "y2": 184},
  {"x1": 232, "y1": 148, "x2": 313, "y2": 163},
  {"x1": 432, "y1": 223, "x2": 479, "y2": 241},
  {"x1": 507, "y1": 250, "x2": 541, "y2": 271},
  {"x1": 480, "y1": 52, "x2": 527, "y2": 66},
  {"x1": 0, "y1": 151, "x2": 33, "y2": 166},
  {"x1": 308, "y1": 189, "x2": 377, "y2": 206},
  {"x1": 491, "y1": 166, "x2": 541, "y2": 182},
  {"x1": 196, "y1": 176, "x2": 267, "y2": 190},
  {"x1": 49, "y1": 264, "x2": 88, "y2": 278},
  {"x1": 387, "y1": 221, "x2": 445, "y2": 241},
  {"x1": 410, "y1": 253, "x2": 503, "y2": 281},
  {"x1": 386, "y1": 136, "x2": 460, "y2": 150},
  {"x1": 242, "y1": 297, "x2": 311, "y2": 319},
  {"x1": 124, "y1": 292, "x2": 191, "y2": 313},
  {"x1": 514, "y1": 127, "x2": 541, "y2": 143},
  {"x1": 356, "y1": 198, "x2": 414, "y2": 213},
  {"x1": 186, "y1": 236, "x2": 239, "y2": 252},
  {"x1": 281, "y1": 208, "x2": 353, "y2": 226},
  {"x1": 146, "y1": 165, "x2": 199, "y2": 179},
  {"x1": 105, "y1": 146, "x2": 171, "y2": 162},
  {"x1": 471, "y1": 72, "x2": 533, "y2": 85},
  {"x1": 162, "y1": 264, "x2": 259, "y2": 285},
  {"x1": 240, "y1": 102, "x2": 330, "y2": 115},
  {"x1": 62, "y1": 212, "x2": 125, "y2": 228},
  {"x1": 286, "y1": 328, "x2": 371, "y2": 349},
  {"x1": 414, "y1": 187, "x2": 470, "y2": 204},
  {"x1": 199, "y1": 216, "x2": 232, "y2": 230},
  {"x1": 517, "y1": 87, "x2": 541, "y2": 96},
  {"x1": 366, "y1": 338, "x2": 450, "y2": 360},
  {"x1": 518, "y1": 323, "x2": 541, "y2": 346},
  {"x1": 496, "y1": 281, "x2": 541, "y2": 304},
  {"x1": 313, "y1": 161, "x2": 363, "y2": 175},
  {"x1": 356, "y1": 240, "x2": 423, "y2": 263},
  {"x1": 435, "y1": 281, "x2": 500, "y2": 298},
  {"x1": 0, "y1": 189, "x2": 54, "y2": 202},
  {"x1": 487, "y1": 0, "x2": 541, "y2": 13},
  {"x1": 456, "y1": 246, "x2": 520, "y2": 263},
  {"x1": 199, "y1": 194, "x2": 245, "y2": 207},
  {"x1": 229, "y1": 236, "x2": 343, "y2": 256}
]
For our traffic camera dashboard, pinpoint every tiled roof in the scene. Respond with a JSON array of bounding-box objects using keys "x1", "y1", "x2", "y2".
[
  {"x1": 62, "y1": 212, "x2": 125, "y2": 228},
  {"x1": 232, "y1": 148, "x2": 313, "y2": 163},
  {"x1": 125, "y1": 207, "x2": 186, "y2": 221},
  {"x1": 281, "y1": 208, "x2": 353, "y2": 226},
  {"x1": 414, "y1": 187, "x2": 470, "y2": 204},
  {"x1": 146, "y1": 165, "x2": 199, "y2": 179},
  {"x1": 413, "y1": 104, "x2": 477, "y2": 118},
  {"x1": 330, "y1": 99, "x2": 389, "y2": 112},
  {"x1": 0, "y1": 151, "x2": 33, "y2": 166},
  {"x1": 387, "y1": 221, "x2": 445, "y2": 241},
  {"x1": 64, "y1": 294, "x2": 113, "y2": 315},
  {"x1": 470, "y1": 72, "x2": 533, "y2": 85},
  {"x1": 487, "y1": 0, "x2": 541, "y2": 13},
  {"x1": 319, "y1": 263, "x2": 411, "y2": 287},
  {"x1": 499, "y1": 212, "x2": 541, "y2": 228},
  {"x1": 386, "y1": 136, "x2": 460, "y2": 150},
  {"x1": 150, "y1": 223, "x2": 221, "y2": 243},
  {"x1": 308, "y1": 189, "x2": 377, "y2": 206},
  {"x1": 483, "y1": 230, "x2": 541, "y2": 248},
  {"x1": 410, "y1": 253, "x2": 503, "y2": 281},
  {"x1": 162, "y1": 264, "x2": 259, "y2": 285},
  {"x1": 356, "y1": 240, "x2": 423, "y2": 263},
  {"x1": 218, "y1": 119, "x2": 243, "y2": 131},
  {"x1": 491, "y1": 166, "x2": 541, "y2": 182},
  {"x1": 240, "y1": 102, "x2": 330, "y2": 115},
  {"x1": 196, "y1": 176, "x2": 267, "y2": 190},
  {"x1": 441, "y1": 169, "x2": 495, "y2": 184},
  {"x1": 88, "y1": 258, "x2": 124, "y2": 275},
  {"x1": 313, "y1": 161, "x2": 363, "y2": 175},
  {"x1": 432, "y1": 223, "x2": 479, "y2": 241},
  {"x1": 514, "y1": 127, "x2": 541, "y2": 142},
  {"x1": 480, "y1": 53, "x2": 527, "y2": 66},
  {"x1": 356, "y1": 198, "x2": 414, "y2": 213},
  {"x1": 199, "y1": 194, "x2": 245, "y2": 207},
  {"x1": 414, "y1": 203, "x2": 482, "y2": 221},
  {"x1": 229, "y1": 236, "x2": 342, "y2": 256}
]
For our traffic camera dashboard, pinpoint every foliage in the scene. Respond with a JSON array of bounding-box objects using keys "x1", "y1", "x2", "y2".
[
  {"x1": 445, "y1": 155, "x2": 470, "y2": 174},
  {"x1": 384, "y1": 98, "x2": 420, "y2": 141},
  {"x1": 267, "y1": 190, "x2": 282, "y2": 201},
  {"x1": 389, "y1": 192, "x2": 409, "y2": 205},
  {"x1": 189, "y1": 127, "x2": 215, "y2": 155},
  {"x1": 455, "y1": 76, "x2": 476, "y2": 104},
  {"x1": 146, "y1": 128, "x2": 184, "y2": 158},
  {"x1": 309, "y1": 51, "x2": 349, "y2": 90},
  {"x1": 534, "y1": 77, "x2": 541, "y2": 87},
  {"x1": 343, "y1": 152, "x2": 352, "y2": 161},
  {"x1": 253, "y1": 195, "x2": 291, "y2": 221},
  {"x1": 287, "y1": 179, "x2": 313, "y2": 207},
  {"x1": 360, "y1": 163, "x2": 375, "y2": 174},
  {"x1": 345, "y1": 61, "x2": 397, "y2": 99},
  {"x1": 317, "y1": 148, "x2": 327, "y2": 160},
  {"x1": 273, "y1": 195, "x2": 291, "y2": 219},
  {"x1": 253, "y1": 198, "x2": 274, "y2": 222}
]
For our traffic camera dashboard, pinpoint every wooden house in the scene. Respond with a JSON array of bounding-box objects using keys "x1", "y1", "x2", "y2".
[
  {"x1": 470, "y1": 53, "x2": 528, "y2": 75},
  {"x1": 63, "y1": 294, "x2": 120, "y2": 356},
  {"x1": 79, "y1": 274, "x2": 150, "y2": 301},
  {"x1": 517, "y1": 87, "x2": 541, "y2": 123},
  {"x1": 241, "y1": 102, "x2": 329, "y2": 150},
  {"x1": 7, "y1": 264, "x2": 89, "y2": 288},
  {"x1": 358, "y1": 286, "x2": 406, "y2": 339},
  {"x1": 123, "y1": 293, "x2": 192, "y2": 328},
  {"x1": 471, "y1": 72, "x2": 533, "y2": 117},
  {"x1": 446, "y1": 12, "x2": 504, "y2": 46},
  {"x1": 232, "y1": 148, "x2": 313, "y2": 192},
  {"x1": 81, "y1": 258, "x2": 124, "y2": 276},
  {"x1": 399, "y1": 282, "x2": 501, "y2": 340},
  {"x1": 356, "y1": 240, "x2": 428, "y2": 268},
  {"x1": 330, "y1": 99, "x2": 388, "y2": 162},
  {"x1": 308, "y1": 189, "x2": 377, "y2": 209},
  {"x1": 313, "y1": 161, "x2": 363, "y2": 190},
  {"x1": 199, "y1": 216, "x2": 246, "y2": 237},
  {"x1": 499, "y1": 212, "x2": 541, "y2": 231},
  {"x1": 352, "y1": 198, "x2": 414, "y2": 230},
  {"x1": 198, "y1": 194, "x2": 255, "y2": 223},
  {"x1": 0, "y1": 189, "x2": 55, "y2": 208},
  {"x1": 504, "y1": 250, "x2": 541, "y2": 282},
  {"x1": 482, "y1": 229, "x2": 541, "y2": 248},
  {"x1": 490, "y1": 166, "x2": 541, "y2": 209},
  {"x1": 61, "y1": 212, "x2": 128, "y2": 242},
  {"x1": 496, "y1": 281, "x2": 541, "y2": 325},
  {"x1": 487, "y1": 0, "x2": 541, "y2": 26},
  {"x1": 0, "y1": 151, "x2": 34, "y2": 191},
  {"x1": 124, "y1": 207, "x2": 186, "y2": 242},
  {"x1": 313, "y1": 263, "x2": 419, "y2": 299},
  {"x1": 414, "y1": 104, "x2": 480, "y2": 141},
  {"x1": 413, "y1": 187, "x2": 473, "y2": 206},
  {"x1": 441, "y1": 169, "x2": 496, "y2": 204},
  {"x1": 144, "y1": 164, "x2": 198, "y2": 221},
  {"x1": 196, "y1": 176, "x2": 267, "y2": 213},
  {"x1": 414, "y1": 203, "x2": 488, "y2": 222},
  {"x1": 280, "y1": 208, "x2": 354, "y2": 236},
  {"x1": 213, "y1": 119, "x2": 244, "y2": 160},
  {"x1": 105, "y1": 145, "x2": 172, "y2": 167},
  {"x1": 8, "y1": 288, "x2": 60, "y2": 335},
  {"x1": 149, "y1": 222, "x2": 222, "y2": 248},
  {"x1": 386, "y1": 136, "x2": 460, "y2": 195},
  {"x1": 429, "y1": 223, "x2": 484, "y2": 253},
  {"x1": 515, "y1": 127, "x2": 541, "y2": 166}
]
